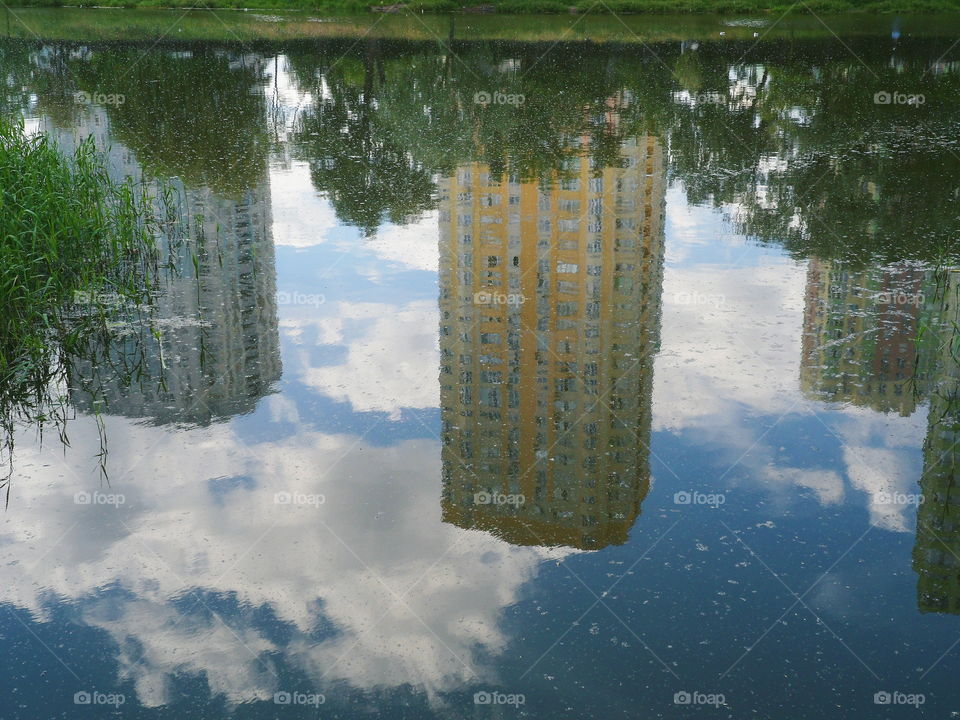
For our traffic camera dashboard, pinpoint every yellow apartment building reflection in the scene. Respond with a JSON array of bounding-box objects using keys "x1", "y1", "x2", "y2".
[
  {"x1": 438, "y1": 127, "x2": 666, "y2": 550},
  {"x1": 913, "y1": 269, "x2": 960, "y2": 614},
  {"x1": 801, "y1": 259, "x2": 928, "y2": 416}
]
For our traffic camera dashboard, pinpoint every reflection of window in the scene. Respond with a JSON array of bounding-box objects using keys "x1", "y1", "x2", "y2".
[
  {"x1": 487, "y1": 255, "x2": 499, "y2": 268},
  {"x1": 557, "y1": 262, "x2": 579, "y2": 274},
  {"x1": 480, "y1": 333, "x2": 501, "y2": 345},
  {"x1": 479, "y1": 388, "x2": 500, "y2": 408},
  {"x1": 480, "y1": 370, "x2": 502, "y2": 384}
]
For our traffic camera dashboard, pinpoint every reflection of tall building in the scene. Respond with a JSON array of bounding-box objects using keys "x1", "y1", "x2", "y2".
[
  {"x1": 913, "y1": 270, "x2": 960, "y2": 614},
  {"x1": 44, "y1": 106, "x2": 281, "y2": 424},
  {"x1": 800, "y1": 259, "x2": 928, "y2": 415},
  {"x1": 438, "y1": 132, "x2": 666, "y2": 550}
]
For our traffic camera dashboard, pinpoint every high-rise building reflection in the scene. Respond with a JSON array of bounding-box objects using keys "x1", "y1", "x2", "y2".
[
  {"x1": 438, "y1": 128, "x2": 666, "y2": 550},
  {"x1": 800, "y1": 260, "x2": 960, "y2": 614},
  {"x1": 800, "y1": 259, "x2": 928, "y2": 416},
  {"x1": 42, "y1": 105, "x2": 282, "y2": 425},
  {"x1": 913, "y1": 269, "x2": 960, "y2": 614}
]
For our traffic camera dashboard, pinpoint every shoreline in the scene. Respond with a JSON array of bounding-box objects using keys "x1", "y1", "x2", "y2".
[{"x1": 6, "y1": 0, "x2": 960, "y2": 13}]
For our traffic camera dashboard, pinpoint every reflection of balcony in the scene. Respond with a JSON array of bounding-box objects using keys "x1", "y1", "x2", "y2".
[{"x1": 438, "y1": 134, "x2": 666, "y2": 550}]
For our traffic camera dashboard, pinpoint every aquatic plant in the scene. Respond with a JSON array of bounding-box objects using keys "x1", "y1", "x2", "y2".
[{"x1": 0, "y1": 117, "x2": 172, "y2": 503}]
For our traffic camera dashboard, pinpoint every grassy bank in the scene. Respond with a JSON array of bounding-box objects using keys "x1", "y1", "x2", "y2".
[
  {"x1": 5, "y1": 0, "x2": 960, "y2": 13},
  {"x1": 3, "y1": 7, "x2": 960, "y2": 44}
]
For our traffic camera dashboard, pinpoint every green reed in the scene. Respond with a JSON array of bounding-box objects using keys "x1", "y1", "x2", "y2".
[{"x1": 0, "y1": 117, "x2": 169, "y2": 502}]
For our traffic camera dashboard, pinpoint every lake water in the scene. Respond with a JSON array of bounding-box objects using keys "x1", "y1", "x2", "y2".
[{"x1": 1, "y1": 10, "x2": 960, "y2": 718}]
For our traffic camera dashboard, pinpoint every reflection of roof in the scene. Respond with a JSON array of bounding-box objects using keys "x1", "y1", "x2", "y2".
[{"x1": 441, "y1": 502, "x2": 643, "y2": 550}]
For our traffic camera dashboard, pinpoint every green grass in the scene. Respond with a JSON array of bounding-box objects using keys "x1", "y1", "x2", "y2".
[
  {"x1": 6, "y1": 0, "x2": 960, "y2": 13},
  {"x1": 0, "y1": 118, "x2": 169, "y2": 497}
]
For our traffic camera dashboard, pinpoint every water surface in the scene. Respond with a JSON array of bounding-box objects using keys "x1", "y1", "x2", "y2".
[{"x1": 1, "y1": 12, "x2": 960, "y2": 718}]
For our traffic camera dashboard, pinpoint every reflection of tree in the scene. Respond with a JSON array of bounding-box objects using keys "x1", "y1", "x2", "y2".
[
  {"x1": 286, "y1": 37, "x2": 960, "y2": 257},
  {"x1": 72, "y1": 49, "x2": 269, "y2": 197},
  {"x1": 663, "y1": 44, "x2": 960, "y2": 264},
  {"x1": 292, "y1": 41, "x2": 437, "y2": 236}
]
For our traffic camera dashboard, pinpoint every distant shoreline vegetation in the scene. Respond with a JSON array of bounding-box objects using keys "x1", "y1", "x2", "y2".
[{"x1": 5, "y1": 0, "x2": 960, "y2": 14}]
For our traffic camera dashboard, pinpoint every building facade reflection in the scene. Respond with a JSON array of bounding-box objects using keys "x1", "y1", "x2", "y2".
[
  {"x1": 913, "y1": 269, "x2": 960, "y2": 614},
  {"x1": 800, "y1": 259, "x2": 929, "y2": 416},
  {"x1": 42, "y1": 105, "x2": 281, "y2": 425},
  {"x1": 438, "y1": 130, "x2": 666, "y2": 550},
  {"x1": 800, "y1": 261, "x2": 960, "y2": 614}
]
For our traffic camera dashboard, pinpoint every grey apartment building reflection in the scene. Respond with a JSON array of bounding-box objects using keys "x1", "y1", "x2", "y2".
[
  {"x1": 438, "y1": 129, "x2": 666, "y2": 550},
  {"x1": 800, "y1": 260, "x2": 960, "y2": 615},
  {"x1": 913, "y1": 270, "x2": 960, "y2": 615},
  {"x1": 42, "y1": 105, "x2": 281, "y2": 424}
]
